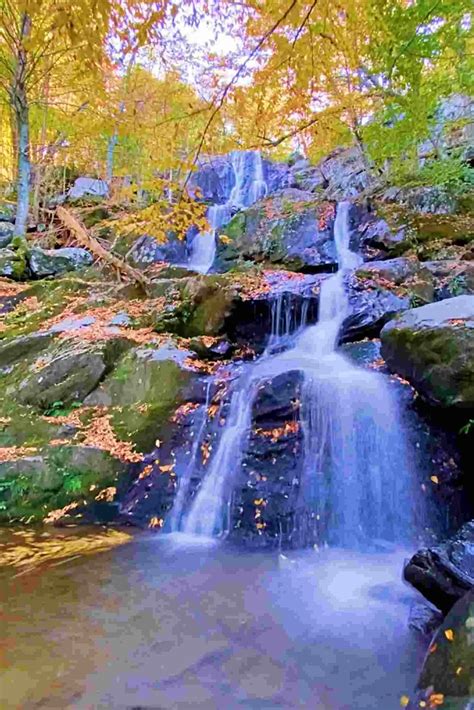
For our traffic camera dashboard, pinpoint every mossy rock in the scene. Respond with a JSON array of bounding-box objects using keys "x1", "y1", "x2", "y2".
[
  {"x1": 0, "y1": 247, "x2": 28, "y2": 280},
  {"x1": 14, "y1": 338, "x2": 132, "y2": 410},
  {"x1": 85, "y1": 346, "x2": 193, "y2": 449},
  {"x1": 381, "y1": 296, "x2": 474, "y2": 408},
  {"x1": 0, "y1": 445, "x2": 126, "y2": 522}
]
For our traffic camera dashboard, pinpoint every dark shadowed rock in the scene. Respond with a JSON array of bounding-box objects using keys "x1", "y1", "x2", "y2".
[
  {"x1": 0, "y1": 221, "x2": 14, "y2": 247},
  {"x1": 381, "y1": 296, "x2": 474, "y2": 408},
  {"x1": 408, "y1": 602, "x2": 444, "y2": 636},
  {"x1": 404, "y1": 521, "x2": 474, "y2": 613}
]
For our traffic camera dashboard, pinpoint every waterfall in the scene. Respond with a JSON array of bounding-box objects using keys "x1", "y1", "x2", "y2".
[
  {"x1": 188, "y1": 150, "x2": 268, "y2": 274},
  {"x1": 179, "y1": 202, "x2": 418, "y2": 544}
]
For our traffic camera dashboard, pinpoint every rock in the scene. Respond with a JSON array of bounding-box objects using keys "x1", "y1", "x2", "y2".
[
  {"x1": 361, "y1": 217, "x2": 410, "y2": 254},
  {"x1": 67, "y1": 177, "x2": 109, "y2": 201},
  {"x1": 356, "y1": 257, "x2": 420, "y2": 285},
  {"x1": 385, "y1": 186, "x2": 459, "y2": 214},
  {"x1": 407, "y1": 590, "x2": 474, "y2": 709},
  {"x1": 404, "y1": 521, "x2": 474, "y2": 613},
  {"x1": 188, "y1": 154, "x2": 237, "y2": 204},
  {"x1": 28, "y1": 247, "x2": 93, "y2": 278},
  {"x1": 85, "y1": 345, "x2": 193, "y2": 450},
  {"x1": 0, "y1": 202, "x2": 15, "y2": 223},
  {"x1": 217, "y1": 192, "x2": 338, "y2": 272},
  {"x1": 0, "y1": 247, "x2": 28, "y2": 280},
  {"x1": 0, "y1": 332, "x2": 54, "y2": 368},
  {"x1": 15, "y1": 339, "x2": 130, "y2": 409},
  {"x1": 0, "y1": 221, "x2": 14, "y2": 248},
  {"x1": 408, "y1": 602, "x2": 444, "y2": 636},
  {"x1": 344, "y1": 276, "x2": 410, "y2": 341},
  {"x1": 381, "y1": 296, "x2": 474, "y2": 408},
  {"x1": 126, "y1": 234, "x2": 187, "y2": 268},
  {"x1": 187, "y1": 336, "x2": 234, "y2": 360},
  {"x1": 0, "y1": 445, "x2": 127, "y2": 522},
  {"x1": 423, "y1": 260, "x2": 474, "y2": 300},
  {"x1": 229, "y1": 371, "x2": 307, "y2": 548}
]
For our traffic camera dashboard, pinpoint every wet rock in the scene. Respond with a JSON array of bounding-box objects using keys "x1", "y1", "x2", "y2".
[
  {"x1": 381, "y1": 296, "x2": 474, "y2": 408},
  {"x1": 28, "y1": 247, "x2": 93, "y2": 278},
  {"x1": 68, "y1": 177, "x2": 109, "y2": 201},
  {"x1": 408, "y1": 602, "x2": 444, "y2": 636},
  {"x1": 404, "y1": 521, "x2": 474, "y2": 613},
  {"x1": 16, "y1": 339, "x2": 130, "y2": 410},
  {"x1": 343, "y1": 277, "x2": 410, "y2": 341},
  {"x1": 231, "y1": 371, "x2": 306, "y2": 548},
  {"x1": 187, "y1": 336, "x2": 234, "y2": 360},
  {"x1": 407, "y1": 590, "x2": 474, "y2": 709},
  {"x1": 0, "y1": 247, "x2": 28, "y2": 280}
]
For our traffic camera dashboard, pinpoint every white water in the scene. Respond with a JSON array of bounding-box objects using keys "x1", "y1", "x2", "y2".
[
  {"x1": 188, "y1": 150, "x2": 268, "y2": 274},
  {"x1": 181, "y1": 202, "x2": 417, "y2": 543}
]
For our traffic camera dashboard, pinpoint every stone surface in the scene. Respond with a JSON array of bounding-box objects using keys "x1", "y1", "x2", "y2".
[
  {"x1": 217, "y1": 191, "x2": 337, "y2": 272},
  {"x1": 0, "y1": 221, "x2": 14, "y2": 247},
  {"x1": 15, "y1": 339, "x2": 130, "y2": 409},
  {"x1": 29, "y1": 247, "x2": 93, "y2": 278},
  {"x1": 404, "y1": 521, "x2": 474, "y2": 613},
  {"x1": 0, "y1": 248, "x2": 27, "y2": 280},
  {"x1": 127, "y1": 234, "x2": 187, "y2": 268},
  {"x1": 407, "y1": 590, "x2": 474, "y2": 709},
  {"x1": 0, "y1": 332, "x2": 54, "y2": 368},
  {"x1": 381, "y1": 296, "x2": 474, "y2": 408},
  {"x1": 356, "y1": 257, "x2": 420, "y2": 285},
  {"x1": 68, "y1": 177, "x2": 109, "y2": 200}
]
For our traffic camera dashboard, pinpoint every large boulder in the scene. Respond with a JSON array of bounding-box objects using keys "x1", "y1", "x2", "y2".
[
  {"x1": 85, "y1": 345, "x2": 194, "y2": 450},
  {"x1": 217, "y1": 191, "x2": 338, "y2": 272},
  {"x1": 28, "y1": 247, "x2": 93, "y2": 278},
  {"x1": 0, "y1": 332, "x2": 54, "y2": 368},
  {"x1": 381, "y1": 296, "x2": 474, "y2": 408}
]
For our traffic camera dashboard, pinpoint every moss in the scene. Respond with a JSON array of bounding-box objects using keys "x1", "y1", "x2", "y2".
[{"x1": 0, "y1": 445, "x2": 126, "y2": 522}]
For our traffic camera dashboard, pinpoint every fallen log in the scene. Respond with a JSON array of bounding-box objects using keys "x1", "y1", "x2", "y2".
[{"x1": 56, "y1": 206, "x2": 150, "y2": 289}]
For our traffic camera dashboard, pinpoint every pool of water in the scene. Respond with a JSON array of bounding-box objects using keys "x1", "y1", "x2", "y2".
[{"x1": 0, "y1": 533, "x2": 428, "y2": 709}]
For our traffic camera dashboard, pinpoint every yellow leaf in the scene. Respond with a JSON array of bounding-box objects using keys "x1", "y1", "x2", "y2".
[
  {"x1": 455, "y1": 666, "x2": 463, "y2": 675},
  {"x1": 444, "y1": 629, "x2": 454, "y2": 641},
  {"x1": 430, "y1": 476, "x2": 439, "y2": 484},
  {"x1": 400, "y1": 696, "x2": 409, "y2": 707}
]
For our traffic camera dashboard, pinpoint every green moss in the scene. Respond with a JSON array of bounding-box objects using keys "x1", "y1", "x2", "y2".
[{"x1": 0, "y1": 445, "x2": 126, "y2": 522}]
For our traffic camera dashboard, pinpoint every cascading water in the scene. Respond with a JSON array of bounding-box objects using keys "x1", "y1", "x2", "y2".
[
  {"x1": 180, "y1": 201, "x2": 418, "y2": 544},
  {"x1": 188, "y1": 150, "x2": 268, "y2": 274}
]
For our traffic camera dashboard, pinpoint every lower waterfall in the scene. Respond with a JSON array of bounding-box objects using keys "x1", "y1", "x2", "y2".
[{"x1": 178, "y1": 201, "x2": 419, "y2": 544}]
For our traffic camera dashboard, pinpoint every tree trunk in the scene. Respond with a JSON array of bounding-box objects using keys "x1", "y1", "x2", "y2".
[
  {"x1": 106, "y1": 132, "x2": 118, "y2": 181},
  {"x1": 11, "y1": 13, "x2": 32, "y2": 237},
  {"x1": 13, "y1": 95, "x2": 31, "y2": 236}
]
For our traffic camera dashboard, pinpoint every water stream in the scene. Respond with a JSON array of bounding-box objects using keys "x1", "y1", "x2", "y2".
[
  {"x1": 179, "y1": 201, "x2": 420, "y2": 544},
  {"x1": 188, "y1": 150, "x2": 268, "y2": 273}
]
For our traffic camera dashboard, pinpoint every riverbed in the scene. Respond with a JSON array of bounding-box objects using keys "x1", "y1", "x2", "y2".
[{"x1": 0, "y1": 532, "x2": 428, "y2": 709}]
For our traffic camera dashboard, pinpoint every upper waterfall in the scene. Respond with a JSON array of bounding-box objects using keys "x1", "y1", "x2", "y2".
[{"x1": 188, "y1": 150, "x2": 268, "y2": 274}]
